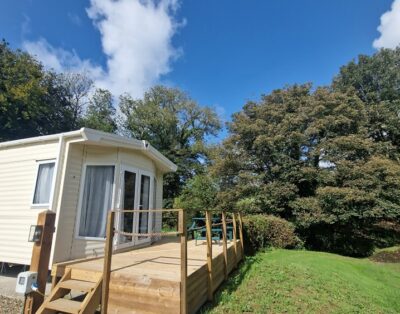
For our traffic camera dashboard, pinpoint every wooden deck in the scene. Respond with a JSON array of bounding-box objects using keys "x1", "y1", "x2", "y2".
[{"x1": 52, "y1": 238, "x2": 243, "y2": 314}]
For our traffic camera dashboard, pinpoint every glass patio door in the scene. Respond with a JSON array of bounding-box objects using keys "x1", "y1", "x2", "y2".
[{"x1": 117, "y1": 166, "x2": 153, "y2": 248}]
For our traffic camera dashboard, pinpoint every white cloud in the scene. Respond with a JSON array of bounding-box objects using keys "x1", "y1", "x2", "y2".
[
  {"x1": 22, "y1": 0, "x2": 182, "y2": 98},
  {"x1": 373, "y1": 0, "x2": 400, "y2": 49},
  {"x1": 22, "y1": 38, "x2": 105, "y2": 80}
]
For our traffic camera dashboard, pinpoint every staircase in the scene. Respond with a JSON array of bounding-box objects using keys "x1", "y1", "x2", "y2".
[{"x1": 37, "y1": 268, "x2": 102, "y2": 314}]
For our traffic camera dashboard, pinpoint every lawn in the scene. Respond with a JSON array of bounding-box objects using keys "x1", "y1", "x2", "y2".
[{"x1": 201, "y1": 249, "x2": 400, "y2": 314}]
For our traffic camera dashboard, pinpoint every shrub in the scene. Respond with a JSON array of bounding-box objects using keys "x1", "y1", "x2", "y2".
[{"x1": 242, "y1": 214, "x2": 302, "y2": 254}]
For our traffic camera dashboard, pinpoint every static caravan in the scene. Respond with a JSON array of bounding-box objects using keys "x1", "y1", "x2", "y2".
[{"x1": 0, "y1": 128, "x2": 177, "y2": 266}]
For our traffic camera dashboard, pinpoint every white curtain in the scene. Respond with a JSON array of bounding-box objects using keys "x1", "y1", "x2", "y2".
[
  {"x1": 33, "y1": 162, "x2": 55, "y2": 204},
  {"x1": 139, "y1": 175, "x2": 150, "y2": 233},
  {"x1": 79, "y1": 166, "x2": 114, "y2": 237}
]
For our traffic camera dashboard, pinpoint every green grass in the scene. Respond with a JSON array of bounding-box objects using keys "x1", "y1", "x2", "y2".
[{"x1": 201, "y1": 249, "x2": 400, "y2": 314}]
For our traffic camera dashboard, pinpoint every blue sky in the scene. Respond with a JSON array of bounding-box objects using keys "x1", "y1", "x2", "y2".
[{"x1": 0, "y1": 0, "x2": 398, "y2": 137}]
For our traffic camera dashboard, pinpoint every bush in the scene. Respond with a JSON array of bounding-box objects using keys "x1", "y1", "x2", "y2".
[{"x1": 242, "y1": 214, "x2": 302, "y2": 254}]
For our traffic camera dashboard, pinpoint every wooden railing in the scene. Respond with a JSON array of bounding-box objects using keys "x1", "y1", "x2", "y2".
[
  {"x1": 204, "y1": 211, "x2": 244, "y2": 301},
  {"x1": 101, "y1": 209, "x2": 244, "y2": 314}
]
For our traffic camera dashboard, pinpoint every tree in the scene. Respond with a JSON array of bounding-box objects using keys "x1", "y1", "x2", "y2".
[
  {"x1": 59, "y1": 72, "x2": 93, "y2": 129},
  {"x1": 0, "y1": 41, "x2": 77, "y2": 141},
  {"x1": 333, "y1": 48, "x2": 400, "y2": 150},
  {"x1": 213, "y1": 84, "x2": 400, "y2": 256},
  {"x1": 174, "y1": 174, "x2": 218, "y2": 213},
  {"x1": 0, "y1": 40, "x2": 45, "y2": 141},
  {"x1": 119, "y1": 85, "x2": 221, "y2": 206},
  {"x1": 81, "y1": 88, "x2": 117, "y2": 133}
]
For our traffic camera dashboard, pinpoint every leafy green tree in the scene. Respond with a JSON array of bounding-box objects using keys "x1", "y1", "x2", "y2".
[
  {"x1": 81, "y1": 88, "x2": 117, "y2": 133},
  {"x1": 0, "y1": 41, "x2": 89, "y2": 141},
  {"x1": 333, "y1": 48, "x2": 400, "y2": 150},
  {"x1": 58, "y1": 72, "x2": 94, "y2": 129},
  {"x1": 333, "y1": 48, "x2": 400, "y2": 104},
  {"x1": 0, "y1": 40, "x2": 52, "y2": 140},
  {"x1": 213, "y1": 84, "x2": 400, "y2": 256},
  {"x1": 119, "y1": 85, "x2": 221, "y2": 206},
  {"x1": 174, "y1": 174, "x2": 218, "y2": 213}
]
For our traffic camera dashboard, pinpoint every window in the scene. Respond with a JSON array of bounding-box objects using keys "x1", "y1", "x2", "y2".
[
  {"x1": 32, "y1": 161, "x2": 55, "y2": 206},
  {"x1": 78, "y1": 165, "x2": 115, "y2": 238}
]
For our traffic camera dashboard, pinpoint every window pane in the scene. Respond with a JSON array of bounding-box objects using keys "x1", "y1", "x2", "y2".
[
  {"x1": 123, "y1": 171, "x2": 136, "y2": 242},
  {"x1": 139, "y1": 175, "x2": 150, "y2": 235},
  {"x1": 79, "y1": 166, "x2": 114, "y2": 238},
  {"x1": 33, "y1": 162, "x2": 55, "y2": 204}
]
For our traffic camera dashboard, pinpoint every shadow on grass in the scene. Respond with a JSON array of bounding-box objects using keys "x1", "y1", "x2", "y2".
[{"x1": 198, "y1": 254, "x2": 262, "y2": 314}]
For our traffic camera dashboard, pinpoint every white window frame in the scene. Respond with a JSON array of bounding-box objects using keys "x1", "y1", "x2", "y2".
[
  {"x1": 75, "y1": 162, "x2": 117, "y2": 241},
  {"x1": 31, "y1": 159, "x2": 56, "y2": 209},
  {"x1": 115, "y1": 165, "x2": 155, "y2": 249}
]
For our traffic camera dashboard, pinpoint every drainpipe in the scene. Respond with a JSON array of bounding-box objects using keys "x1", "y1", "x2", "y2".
[{"x1": 48, "y1": 134, "x2": 66, "y2": 267}]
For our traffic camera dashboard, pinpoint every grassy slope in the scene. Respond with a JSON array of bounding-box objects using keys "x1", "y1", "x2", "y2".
[{"x1": 202, "y1": 249, "x2": 400, "y2": 314}]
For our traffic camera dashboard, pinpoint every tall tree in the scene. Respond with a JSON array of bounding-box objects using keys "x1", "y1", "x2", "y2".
[
  {"x1": 59, "y1": 72, "x2": 93, "y2": 129},
  {"x1": 213, "y1": 84, "x2": 400, "y2": 256},
  {"x1": 333, "y1": 48, "x2": 400, "y2": 150},
  {"x1": 81, "y1": 88, "x2": 117, "y2": 133},
  {"x1": 0, "y1": 41, "x2": 77, "y2": 141},
  {"x1": 119, "y1": 85, "x2": 221, "y2": 206}
]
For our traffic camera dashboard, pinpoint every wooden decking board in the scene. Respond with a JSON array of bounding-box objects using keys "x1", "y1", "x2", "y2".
[{"x1": 53, "y1": 238, "x2": 242, "y2": 314}]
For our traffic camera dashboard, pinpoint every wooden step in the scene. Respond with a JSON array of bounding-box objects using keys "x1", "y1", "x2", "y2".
[
  {"x1": 70, "y1": 268, "x2": 102, "y2": 282},
  {"x1": 59, "y1": 279, "x2": 96, "y2": 292},
  {"x1": 45, "y1": 298, "x2": 82, "y2": 313}
]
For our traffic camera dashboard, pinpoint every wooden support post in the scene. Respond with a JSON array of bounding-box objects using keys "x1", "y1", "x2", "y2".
[
  {"x1": 205, "y1": 210, "x2": 213, "y2": 301},
  {"x1": 24, "y1": 210, "x2": 56, "y2": 314},
  {"x1": 51, "y1": 265, "x2": 59, "y2": 290},
  {"x1": 179, "y1": 209, "x2": 188, "y2": 314},
  {"x1": 238, "y1": 212, "x2": 244, "y2": 258},
  {"x1": 222, "y1": 211, "x2": 228, "y2": 280},
  {"x1": 101, "y1": 211, "x2": 115, "y2": 314},
  {"x1": 232, "y1": 212, "x2": 238, "y2": 269}
]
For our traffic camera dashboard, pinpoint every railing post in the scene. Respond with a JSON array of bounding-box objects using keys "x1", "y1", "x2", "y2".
[
  {"x1": 232, "y1": 212, "x2": 238, "y2": 269},
  {"x1": 238, "y1": 212, "x2": 244, "y2": 258},
  {"x1": 24, "y1": 211, "x2": 56, "y2": 314},
  {"x1": 179, "y1": 209, "x2": 188, "y2": 314},
  {"x1": 205, "y1": 210, "x2": 213, "y2": 301},
  {"x1": 222, "y1": 211, "x2": 228, "y2": 280},
  {"x1": 102, "y1": 211, "x2": 115, "y2": 314}
]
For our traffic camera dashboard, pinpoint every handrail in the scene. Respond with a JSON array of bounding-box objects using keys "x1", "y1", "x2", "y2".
[
  {"x1": 111, "y1": 208, "x2": 183, "y2": 213},
  {"x1": 101, "y1": 208, "x2": 187, "y2": 314},
  {"x1": 101, "y1": 208, "x2": 243, "y2": 314}
]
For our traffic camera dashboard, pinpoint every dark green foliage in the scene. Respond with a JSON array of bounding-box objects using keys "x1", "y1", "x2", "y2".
[
  {"x1": 0, "y1": 40, "x2": 76, "y2": 140},
  {"x1": 174, "y1": 174, "x2": 218, "y2": 212},
  {"x1": 81, "y1": 89, "x2": 117, "y2": 133},
  {"x1": 333, "y1": 48, "x2": 400, "y2": 151},
  {"x1": 213, "y1": 81, "x2": 400, "y2": 256},
  {"x1": 242, "y1": 215, "x2": 302, "y2": 254},
  {"x1": 0, "y1": 41, "x2": 117, "y2": 141},
  {"x1": 120, "y1": 86, "x2": 221, "y2": 206}
]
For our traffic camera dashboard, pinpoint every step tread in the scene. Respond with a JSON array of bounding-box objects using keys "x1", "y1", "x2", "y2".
[
  {"x1": 70, "y1": 268, "x2": 102, "y2": 282},
  {"x1": 46, "y1": 298, "x2": 82, "y2": 313},
  {"x1": 59, "y1": 279, "x2": 96, "y2": 292}
]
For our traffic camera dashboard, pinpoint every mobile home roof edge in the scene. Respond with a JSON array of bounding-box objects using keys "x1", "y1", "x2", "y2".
[
  {"x1": 0, "y1": 128, "x2": 178, "y2": 173},
  {"x1": 0, "y1": 129, "x2": 84, "y2": 149},
  {"x1": 81, "y1": 128, "x2": 178, "y2": 172}
]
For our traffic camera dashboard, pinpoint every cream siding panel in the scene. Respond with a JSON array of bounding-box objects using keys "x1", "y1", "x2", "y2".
[
  {"x1": 68, "y1": 145, "x2": 119, "y2": 260},
  {"x1": 52, "y1": 143, "x2": 84, "y2": 263},
  {"x1": 0, "y1": 141, "x2": 59, "y2": 265},
  {"x1": 119, "y1": 148, "x2": 156, "y2": 173},
  {"x1": 54, "y1": 144, "x2": 167, "y2": 263}
]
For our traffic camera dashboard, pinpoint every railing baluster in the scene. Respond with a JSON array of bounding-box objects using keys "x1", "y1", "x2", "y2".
[
  {"x1": 232, "y1": 212, "x2": 238, "y2": 269},
  {"x1": 222, "y1": 211, "x2": 228, "y2": 280},
  {"x1": 205, "y1": 210, "x2": 213, "y2": 301},
  {"x1": 102, "y1": 210, "x2": 115, "y2": 314},
  {"x1": 179, "y1": 209, "x2": 188, "y2": 314}
]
